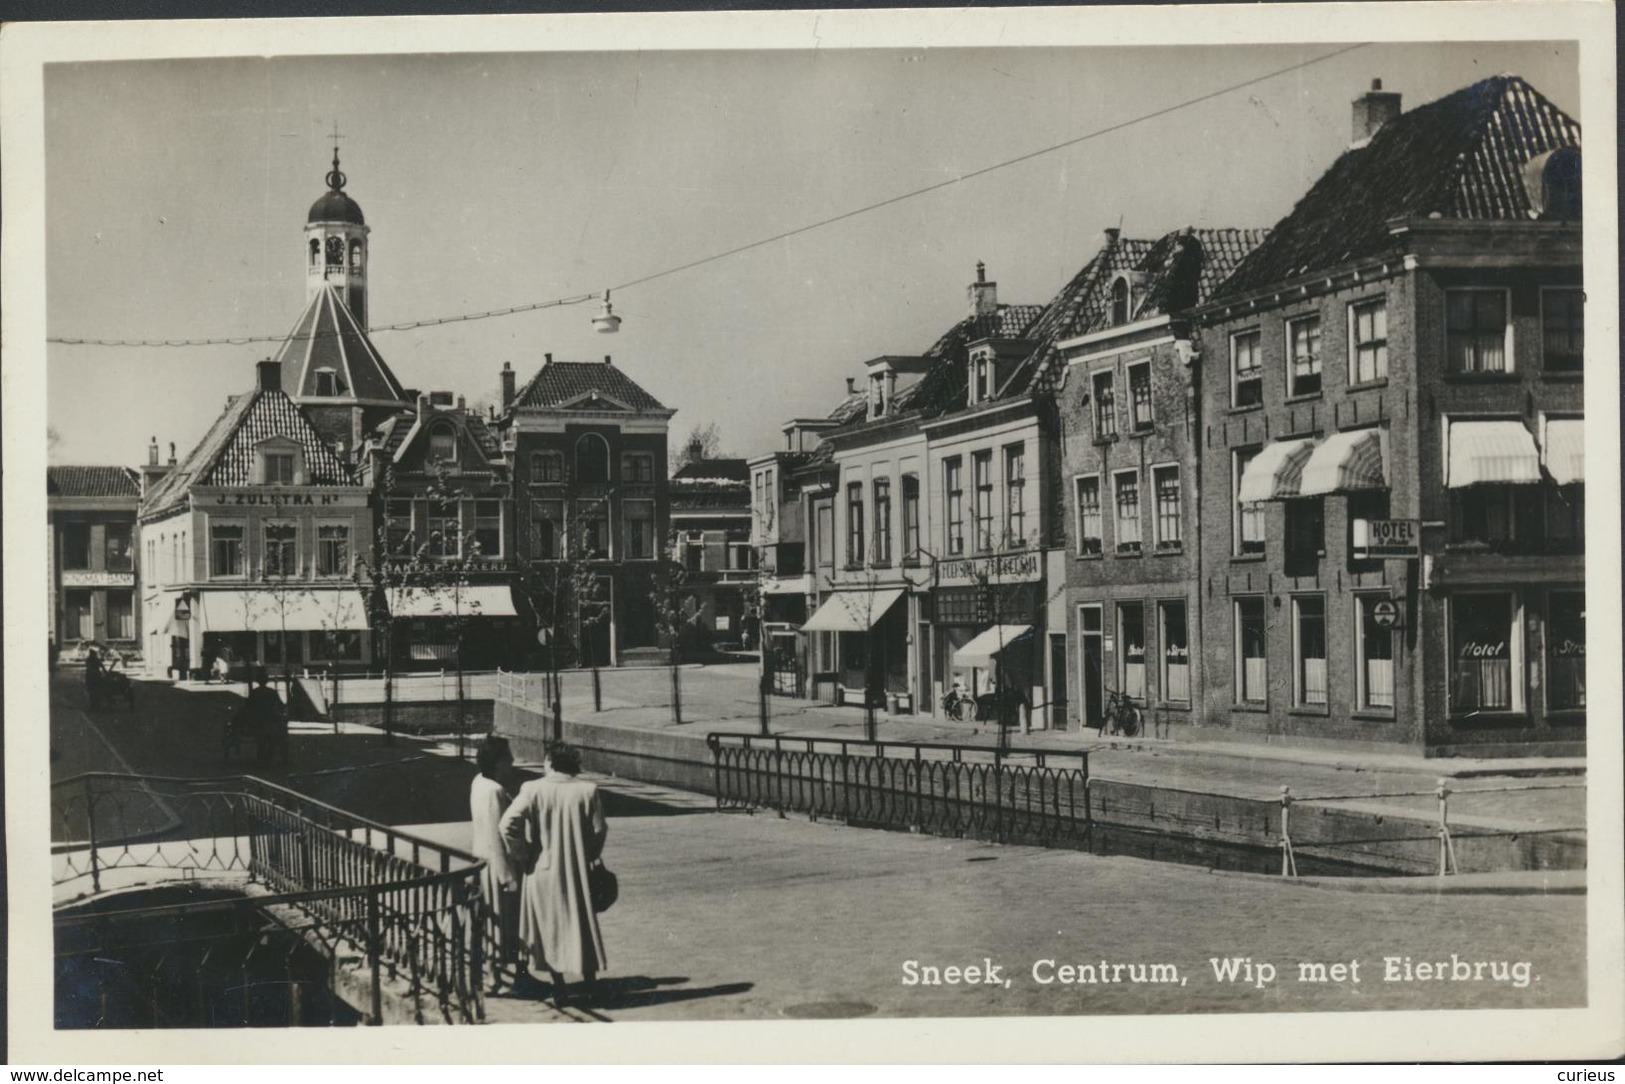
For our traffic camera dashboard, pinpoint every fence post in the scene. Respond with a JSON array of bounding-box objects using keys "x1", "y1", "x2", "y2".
[
  {"x1": 1279, "y1": 786, "x2": 1298, "y2": 877},
  {"x1": 85, "y1": 776, "x2": 101, "y2": 894},
  {"x1": 366, "y1": 885, "x2": 384, "y2": 1025},
  {"x1": 1436, "y1": 777, "x2": 1458, "y2": 876}
]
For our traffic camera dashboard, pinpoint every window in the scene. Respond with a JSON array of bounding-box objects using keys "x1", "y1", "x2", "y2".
[
  {"x1": 1114, "y1": 471, "x2": 1141, "y2": 554},
  {"x1": 386, "y1": 499, "x2": 414, "y2": 556},
  {"x1": 973, "y1": 357, "x2": 991, "y2": 403},
  {"x1": 326, "y1": 235, "x2": 344, "y2": 265},
  {"x1": 1349, "y1": 298, "x2": 1388, "y2": 384},
  {"x1": 309, "y1": 238, "x2": 320, "y2": 265},
  {"x1": 1450, "y1": 593, "x2": 1518, "y2": 713},
  {"x1": 107, "y1": 591, "x2": 135, "y2": 640},
  {"x1": 1152, "y1": 466, "x2": 1181, "y2": 550},
  {"x1": 973, "y1": 451, "x2": 994, "y2": 551},
  {"x1": 531, "y1": 451, "x2": 565, "y2": 483},
  {"x1": 728, "y1": 541, "x2": 757, "y2": 571},
  {"x1": 1292, "y1": 596, "x2": 1328, "y2": 707},
  {"x1": 1235, "y1": 597, "x2": 1267, "y2": 704},
  {"x1": 314, "y1": 368, "x2": 341, "y2": 397},
  {"x1": 1003, "y1": 445, "x2": 1026, "y2": 546},
  {"x1": 621, "y1": 452, "x2": 654, "y2": 483},
  {"x1": 531, "y1": 500, "x2": 563, "y2": 561},
  {"x1": 1446, "y1": 289, "x2": 1510, "y2": 373},
  {"x1": 574, "y1": 433, "x2": 610, "y2": 484},
  {"x1": 314, "y1": 630, "x2": 363, "y2": 662},
  {"x1": 1231, "y1": 329, "x2": 1262, "y2": 408},
  {"x1": 1546, "y1": 484, "x2": 1585, "y2": 552},
  {"x1": 1288, "y1": 316, "x2": 1322, "y2": 397},
  {"x1": 65, "y1": 590, "x2": 94, "y2": 640},
  {"x1": 683, "y1": 534, "x2": 704, "y2": 572},
  {"x1": 901, "y1": 475, "x2": 920, "y2": 561},
  {"x1": 264, "y1": 631, "x2": 302, "y2": 668},
  {"x1": 816, "y1": 503, "x2": 835, "y2": 571},
  {"x1": 1356, "y1": 595, "x2": 1397, "y2": 711},
  {"x1": 944, "y1": 458, "x2": 965, "y2": 555},
  {"x1": 1119, "y1": 602, "x2": 1146, "y2": 701},
  {"x1": 264, "y1": 452, "x2": 296, "y2": 485},
  {"x1": 873, "y1": 478, "x2": 892, "y2": 564},
  {"x1": 428, "y1": 425, "x2": 458, "y2": 464},
  {"x1": 576, "y1": 503, "x2": 609, "y2": 559},
  {"x1": 263, "y1": 524, "x2": 297, "y2": 577},
  {"x1": 1075, "y1": 476, "x2": 1103, "y2": 556},
  {"x1": 317, "y1": 524, "x2": 350, "y2": 576},
  {"x1": 846, "y1": 482, "x2": 865, "y2": 566},
  {"x1": 1159, "y1": 601, "x2": 1190, "y2": 704},
  {"x1": 1092, "y1": 371, "x2": 1117, "y2": 439},
  {"x1": 1452, "y1": 486, "x2": 1536, "y2": 550},
  {"x1": 1542, "y1": 288, "x2": 1584, "y2": 371},
  {"x1": 1232, "y1": 448, "x2": 1265, "y2": 555},
  {"x1": 1127, "y1": 363, "x2": 1153, "y2": 431},
  {"x1": 105, "y1": 525, "x2": 134, "y2": 572},
  {"x1": 1111, "y1": 278, "x2": 1130, "y2": 326},
  {"x1": 426, "y1": 504, "x2": 461, "y2": 559},
  {"x1": 1547, "y1": 591, "x2": 1586, "y2": 711},
  {"x1": 210, "y1": 521, "x2": 244, "y2": 578},
  {"x1": 871, "y1": 372, "x2": 888, "y2": 417},
  {"x1": 1284, "y1": 497, "x2": 1324, "y2": 575},
  {"x1": 61, "y1": 524, "x2": 90, "y2": 569},
  {"x1": 624, "y1": 500, "x2": 655, "y2": 560},
  {"x1": 473, "y1": 500, "x2": 502, "y2": 558}
]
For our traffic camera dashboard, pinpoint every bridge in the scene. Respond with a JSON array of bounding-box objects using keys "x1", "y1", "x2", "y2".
[{"x1": 52, "y1": 773, "x2": 493, "y2": 1027}]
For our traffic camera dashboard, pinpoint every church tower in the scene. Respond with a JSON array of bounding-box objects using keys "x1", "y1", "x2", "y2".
[{"x1": 305, "y1": 143, "x2": 369, "y2": 327}]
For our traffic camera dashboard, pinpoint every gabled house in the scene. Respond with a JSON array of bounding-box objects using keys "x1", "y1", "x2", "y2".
[
  {"x1": 670, "y1": 445, "x2": 755, "y2": 651},
  {"x1": 50, "y1": 464, "x2": 143, "y2": 661}
]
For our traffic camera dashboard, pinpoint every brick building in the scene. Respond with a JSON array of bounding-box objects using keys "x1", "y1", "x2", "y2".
[
  {"x1": 49, "y1": 465, "x2": 143, "y2": 660},
  {"x1": 1194, "y1": 76, "x2": 1583, "y2": 755},
  {"x1": 670, "y1": 446, "x2": 756, "y2": 651}
]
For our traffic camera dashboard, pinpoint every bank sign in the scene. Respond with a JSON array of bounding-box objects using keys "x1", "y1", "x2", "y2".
[
  {"x1": 937, "y1": 551, "x2": 1042, "y2": 587},
  {"x1": 1353, "y1": 518, "x2": 1420, "y2": 559}
]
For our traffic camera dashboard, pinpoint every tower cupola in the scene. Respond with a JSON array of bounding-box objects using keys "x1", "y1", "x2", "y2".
[{"x1": 305, "y1": 136, "x2": 371, "y2": 327}]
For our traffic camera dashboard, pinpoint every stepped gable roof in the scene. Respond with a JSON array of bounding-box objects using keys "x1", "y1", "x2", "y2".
[
  {"x1": 672, "y1": 457, "x2": 750, "y2": 483},
  {"x1": 141, "y1": 384, "x2": 354, "y2": 519},
  {"x1": 48, "y1": 465, "x2": 140, "y2": 499},
  {"x1": 275, "y1": 284, "x2": 408, "y2": 405},
  {"x1": 1216, "y1": 74, "x2": 1581, "y2": 300},
  {"x1": 510, "y1": 358, "x2": 668, "y2": 413}
]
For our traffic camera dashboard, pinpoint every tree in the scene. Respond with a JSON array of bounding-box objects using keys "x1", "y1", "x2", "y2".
[{"x1": 649, "y1": 533, "x2": 690, "y2": 725}]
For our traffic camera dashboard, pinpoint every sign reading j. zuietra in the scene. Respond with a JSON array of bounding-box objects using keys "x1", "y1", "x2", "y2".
[{"x1": 937, "y1": 551, "x2": 1042, "y2": 586}]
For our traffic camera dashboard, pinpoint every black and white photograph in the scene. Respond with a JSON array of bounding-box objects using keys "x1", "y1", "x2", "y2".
[{"x1": 4, "y1": 4, "x2": 1620, "y2": 1065}]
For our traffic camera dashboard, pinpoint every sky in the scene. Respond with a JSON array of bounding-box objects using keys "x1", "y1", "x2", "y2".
[{"x1": 44, "y1": 40, "x2": 1579, "y2": 467}]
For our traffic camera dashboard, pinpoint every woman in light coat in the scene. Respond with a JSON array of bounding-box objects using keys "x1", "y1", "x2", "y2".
[
  {"x1": 469, "y1": 736, "x2": 521, "y2": 981},
  {"x1": 499, "y1": 741, "x2": 608, "y2": 1004}
]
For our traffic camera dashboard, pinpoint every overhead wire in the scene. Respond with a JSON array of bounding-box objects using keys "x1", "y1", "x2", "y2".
[{"x1": 47, "y1": 43, "x2": 1368, "y2": 350}]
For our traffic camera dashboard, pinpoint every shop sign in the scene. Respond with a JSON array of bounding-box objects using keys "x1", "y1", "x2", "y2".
[
  {"x1": 1353, "y1": 519, "x2": 1420, "y2": 559},
  {"x1": 1458, "y1": 639, "x2": 1507, "y2": 659},
  {"x1": 212, "y1": 491, "x2": 350, "y2": 507},
  {"x1": 60, "y1": 570, "x2": 134, "y2": 588},
  {"x1": 1371, "y1": 599, "x2": 1404, "y2": 629},
  {"x1": 937, "y1": 551, "x2": 1042, "y2": 587},
  {"x1": 173, "y1": 597, "x2": 192, "y2": 622},
  {"x1": 1551, "y1": 637, "x2": 1585, "y2": 658}
]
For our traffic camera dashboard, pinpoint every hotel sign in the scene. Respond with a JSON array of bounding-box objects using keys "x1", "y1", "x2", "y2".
[
  {"x1": 937, "y1": 551, "x2": 1042, "y2": 587},
  {"x1": 60, "y1": 570, "x2": 134, "y2": 588},
  {"x1": 212, "y1": 491, "x2": 350, "y2": 507},
  {"x1": 1353, "y1": 518, "x2": 1420, "y2": 559}
]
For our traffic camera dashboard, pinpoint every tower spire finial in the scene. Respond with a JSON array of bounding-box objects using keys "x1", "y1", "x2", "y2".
[{"x1": 325, "y1": 121, "x2": 347, "y2": 191}]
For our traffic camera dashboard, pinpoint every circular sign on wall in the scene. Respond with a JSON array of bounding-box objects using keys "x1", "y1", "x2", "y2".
[{"x1": 1372, "y1": 599, "x2": 1400, "y2": 629}]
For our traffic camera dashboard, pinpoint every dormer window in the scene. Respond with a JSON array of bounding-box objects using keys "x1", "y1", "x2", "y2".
[
  {"x1": 1111, "y1": 278, "x2": 1131, "y2": 326},
  {"x1": 265, "y1": 453, "x2": 295, "y2": 485},
  {"x1": 314, "y1": 367, "x2": 346, "y2": 397},
  {"x1": 870, "y1": 372, "x2": 888, "y2": 419},
  {"x1": 429, "y1": 424, "x2": 458, "y2": 464}
]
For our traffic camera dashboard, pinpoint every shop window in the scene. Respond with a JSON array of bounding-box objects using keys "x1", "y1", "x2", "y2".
[
  {"x1": 1349, "y1": 298, "x2": 1388, "y2": 384},
  {"x1": 1003, "y1": 445, "x2": 1026, "y2": 546},
  {"x1": 973, "y1": 451, "x2": 994, "y2": 551},
  {"x1": 1292, "y1": 596, "x2": 1328, "y2": 707},
  {"x1": 620, "y1": 452, "x2": 654, "y2": 483},
  {"x1": 317, "y1": 524, "x2": 350, "y2": 576},
  {"x1": 624, "y1": 500, "x2": 655, "y2": 560},
  {"x1": 1159, "y1": 601, "x2": 1190, "y2": 704},
  {"x1": 1355, "y1": 595, "x2": 1397, "y2": 711},
  {"x1": 846, "y1": 482, "x2": 865, "y2": 566},
  {"x1": 107, "y1": 591, "x2": 135, "y2": 640},
  {"x1": 61, "y1": 523, "x2": 90, "y2": 570},
  {"x1": 105, "y1": 524, "x2": 134, "y2": 572},
  {"x1": 315, "y1": 630, "x2": 363, "y2": 662},
  {"x1": 531, "y1": 451, "x2": 565, "y2": 483},
  {"x1": 1153, "y1": 466, "x2": 1181, "y2": 550},
  {"x1": 1127, "y1": 362, "x2": 1153, "y2": 431},
  {"x1": 1234, "y1": 597, "x2": 1267, "y2": 704},
  {"x1": 1547, "y1": 591, "x2": 1586, "y2": 711},
  {"x1": 1075, "y1": 476, "x2": 1102, "y2": 557},
  {"x1": 1092, "y1": 371, "x2": 1117, "y2": 440},
  {"x1": 1288, "y1": 315, "x2": 1322, "y2": 397},
  {"x1": 901, "y1": 475, "x2": 921, "y2": 561},
  {"x1": 473, "y1": 500, "x2": 502, "y2": 559},
  {"x1": 210, "y1": 521, "x2": 244, "y2": 578},
  {"x1": 65, "y1": 590, "x2": 94, "y2": 641},
  {"x1": 944, "y1": 457, "x2": 965, "y2": 556},
  {"x1": 872, "y1": 478, "x2": 892, "y2": 565},
  {"x1": 574, "y1": 433, "x2": 610, "y2": 484},
  {"x1": 1119, "y1": 603, "x2": 1146, "y2": 701},
  {"x1": 265, "y1": 631, "x2": 303, "y2": 667},
  {"x1": 1232, "y1": 447, "x2": 1265, "y2": 555},
  {"x1": 1231, "y1": 329, "x2": 1262, "y2": 408},
  {"x1": 1284, "y1": 498, "x2": 1324, "y2": 576},
  {"x1": 1449, "y1": 593, "x2": 1518, "y2": 714},
  {"x1": 1446, "y1": 289, "x2": 1510, "y2": 373},
  {"x1": 263, "y1": 524, "x2": 298, "y2": 578},
  {"x1": 1114, "y1": 471, "x2": 1141, "y2": 554},
  {"x1": 1542, "y1": 288, "x2": 1584, "y2": 372}
]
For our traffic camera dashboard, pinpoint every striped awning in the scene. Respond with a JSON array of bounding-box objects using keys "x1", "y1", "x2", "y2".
[
  {"x1": 1236, "y1": 437, "x2": 1317, "y2": 503},
  {"x1": 195, "y1": 588, "x2": 370, "y2": 632},
  {"x1": 953, "y1": 625, "x2": 1034, "y2": 666},
  {"x1": 801, "y1": 588, "x2": 905, "y2": 633},
  {"x1": 1543, "y1": 418, "x2": 1584, "y2": 485},
  {"x1": 1446, "y1": 420, "x2": 1540, "y2": 488},
  {"x1": 1299, "y1": 429, "x2": 1388, "y2": 497}
]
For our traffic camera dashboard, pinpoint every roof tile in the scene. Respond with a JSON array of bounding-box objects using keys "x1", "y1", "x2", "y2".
[
  {"x1": 510, "y1": 360, "x2": 668, "y2": 412},
  {"x1": 48, "y1": 465, "x2": 140, "y2": 499}
]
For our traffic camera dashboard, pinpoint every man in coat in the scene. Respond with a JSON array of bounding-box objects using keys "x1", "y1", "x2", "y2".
[
  {"x1": 241, "y1": 668, "x2": 288, "y2": 768},
  {"x1": 499, "y1": 741, "x2": 608, "y2": 1005}
]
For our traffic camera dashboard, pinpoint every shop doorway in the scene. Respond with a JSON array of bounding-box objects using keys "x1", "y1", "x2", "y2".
[
  {"x1": 1049, "y1": 633, "x2": 1068, "y2": 730},
  {"x1": 1078, "y1": 605, "x2": 1103, "y2": 730}
]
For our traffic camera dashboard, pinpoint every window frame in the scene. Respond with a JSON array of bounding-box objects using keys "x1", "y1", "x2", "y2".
[
  {"x1": 1074, "y1": 474, "x2": 1103, "y2": 558},
  {"x1": 1126, "y1": 361, "x2": 1154, "y2": 432},
  {"x1": 1158, "y1": 599, "x2": 1191, "y2": 706},
  {"x1": 1118, "y1": 600, "x2": 1147, "y2": 703},
  {"x1": 1447, "y1": 591, "x2": 1525, "y2": 715},
  {"x1": 1291, "y1": 594, "x2": 1329, "y2": 709},
  {"x1": 1003, "y1": 443, "x2": 1026, "y2": 547},
  {"x1": 263, "y1": 450, "x2": 297, "y2": 486},
  {"x1": 944, "y1": 457, "x2": 965, "y2": 556},
  {"x1": 530, "y1": 450, "x2": 565, "y2": 484},
  {"x1": 472, "y1": 499, "x2": 503, "y2": 560},
  {"x1": 1233, "y1": 595, "x2": 1268, "y2": 705},
  {"x1": 316, "y1": 521, "x2": 352, "y2": 578},
  {"x1": 1092, "y1": 369, "x2": 1118, "y2": 440},
  {"x1": 1540, "y1": 286, "x2": 1585, "y2": 373},
  {"x1": 1232, "y1": 446, "x2": 1266, "y2": 557},
  {"x1": 846, "y1": 481, "x2": 866, "y2": 567},
  {"x1": 972, "y1": 450, "x2": 994, "y2": 553},
  {"x1": 1545, "y1": 590, "x2": 1586, "y2": 712},
  {"x1": 1151, "y1": 463, "x2": 1181, "y2": 551},
  {"x1": 901, "y1": 474, "x2": 921, "y2": 561},
  {"x1": 619, "y1": 451, "x2": 655, "y2": 483},
  {"x1": 623, "y1": 499, "x2": 656, "y2": 561},
  {"x1": 1112, "y1": 468, "x2": 1142, "y2": 555},
  {"x1": 1354, "y1": 593, "x2": 1398, "y2": 714},
  {"x1": 872, "y1": 477, "x2": 893, "y2": 566},
  {"x1": 1348, "y1": 297, "x2": 1389, "y2": 385},
  {"x1": 1286, "y1": 314, "x2": 1322, "y2": 398},
  {"x1": 209, "y1": 518, "x2": 246, "y2": 580},
  {"x1": 1230, "y1": 328, "x2": 1263, "y2": 409},
  {"x1": 1444, "y1": 287, "x2": 1513, "y2": 374}
]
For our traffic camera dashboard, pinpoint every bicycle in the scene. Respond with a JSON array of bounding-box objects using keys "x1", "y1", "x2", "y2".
[
  {"x1": 942, "y1": 687, "x2": 975, "y2": 722},
  {"x1": 1100, "y1": 687, "x2": 1142, "y2": 737}
]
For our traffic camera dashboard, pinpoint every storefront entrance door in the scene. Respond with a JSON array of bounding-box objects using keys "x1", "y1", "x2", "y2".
[{"x1": 1079, "y1": 605, "x2": 1103, "y2": 730}]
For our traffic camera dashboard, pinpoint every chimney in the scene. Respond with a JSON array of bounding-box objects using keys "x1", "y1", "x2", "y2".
[
  {"x1": 1103, "y1": 226, "x2": 1121, "y2": 247},
  {"x1": 544, "y1": 352, "x2": 553, "y2": 364},
  {"x1": 167, "y1": 442, "x2": 176, "y2": 466},
  {"x1": 968, "y1": 260, "x2": 998, "y2": 318},
  {"x1": 147, "y1": 437, "x2": 159, "y2": 467},
  {"x1": 256, "y1": 358, "x2": 281, "y2": 393},
  {"x1": 500, "y1": 361, "x2": 516, "y2": 407},
  {"x1": 688, "y1": 435, "x2": 705, "y2": 464},
  {"x1": 457, "y1": 395, "x2": 466, "y2": 410},
  {"x1": 846, "y1": 377, "x2": 857, "y2": 395},
  {"x1": 1351, "y1": 78, "x2": 1401, "y2": 148},
  {"x1": 418, "y1": 392, "x2": 431, "y2": 420},
  {"x1": 604, "y1": 354, "x2": 612, "y2": 365}
]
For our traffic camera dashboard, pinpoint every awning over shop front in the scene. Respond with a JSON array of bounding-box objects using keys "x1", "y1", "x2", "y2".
[
  {"x1": 1237, "y1": 437, "x2": 1317, "y2": 503},
  {"x1": 390, "y1": 584, "x2": 519, "y2": 619},
  {"x1": 1298, "y1": 428, "x2": 1388, "y2": 496},
  {"x1": 953, "y1": 624, "x2": 1034, "y2": 666},
  {"x1": 195, "y1": 588, "x2": 370, "y2": 633},
  {"x1": 1446, "y1": 420, "x2": 1541, "y2": 488},
  {"x1": 800, "y1": 588, "x2": 905, "y2": 633},
  {"x1": 1543, "y1": 418, "x2": 1584, "y2": 485}
]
